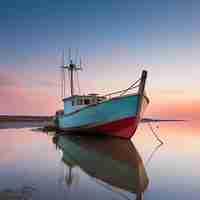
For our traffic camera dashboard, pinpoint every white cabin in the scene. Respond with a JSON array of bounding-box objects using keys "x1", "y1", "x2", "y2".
[{"x1": 63, "y1": 94, "x2": 106, "y2": 115}]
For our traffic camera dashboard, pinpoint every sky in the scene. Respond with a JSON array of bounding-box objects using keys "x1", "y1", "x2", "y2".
[{"x1": 0, "y1": 0, "x2": 200, "y2": 119}]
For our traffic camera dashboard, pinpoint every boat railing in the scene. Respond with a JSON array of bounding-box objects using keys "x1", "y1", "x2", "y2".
[{"x1": 102, "y1": 78, "x2": 141, "y2": 100}]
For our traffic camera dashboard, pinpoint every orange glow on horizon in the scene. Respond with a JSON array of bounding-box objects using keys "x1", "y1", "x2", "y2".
[{"x1": 0, "y1": 70, "x2": 200, "y2": 118}]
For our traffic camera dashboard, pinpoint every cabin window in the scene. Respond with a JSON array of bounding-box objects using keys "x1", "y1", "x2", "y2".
[
  {"x1": 91, "y1": 98, "x2": 96, "y2": 104},
  {"x1": 84, "y1": 99, "x2": 90, "y2": 105},
  {"x1": 72, "y1": 100, "x2": 75, "y2": 106},
  {"x1": 77, "y1": 99, "x2": 83, "y2": 105}
]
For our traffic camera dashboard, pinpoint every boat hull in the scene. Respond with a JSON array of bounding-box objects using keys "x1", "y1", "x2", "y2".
[{"x1": 57, "y1": 94, "x2": 149, "y2": 138}]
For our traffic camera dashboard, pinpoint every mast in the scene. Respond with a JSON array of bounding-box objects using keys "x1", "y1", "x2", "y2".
[
  {"x1": 69, "y1": 59, "x2": 74, "y2": 96},
  {"x1": 60, "y1": 50, "x2": 82, "y2": 98}
]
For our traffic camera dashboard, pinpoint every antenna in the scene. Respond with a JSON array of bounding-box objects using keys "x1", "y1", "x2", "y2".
[
  {"x1": 79, "y1": 57, "x2": 82, "y2": 70},
  {"x1": 75, "y1": 48, "x2": 78, "y2": 65},
  {"x1": 62, "y1": 49, "x2": 65, "y2": 65},
  {"x1": 61, "y1": 49, "x2": 66, "y2": 98},
  {"x1": 68, "y1": 48, "x2": 72, "y2": 63},
  {"x1": 59, "y1": 48, "x2": 83, "y2": 97},
  {"x1": 64, "y1": 49, "x2": 66, "y2": 97},
  {"x1": 60, "y1": 49, "x2": 63, "y2": 99}
]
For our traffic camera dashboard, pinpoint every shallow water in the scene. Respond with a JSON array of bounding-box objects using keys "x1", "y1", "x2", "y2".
[{"x1": 0, "y1": 121, "x2": 199, "y2": 200}]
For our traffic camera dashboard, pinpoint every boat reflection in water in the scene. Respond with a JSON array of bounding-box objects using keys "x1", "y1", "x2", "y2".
[{"x1": 52, "y1": 134, "x2": 149, "y2": 200}]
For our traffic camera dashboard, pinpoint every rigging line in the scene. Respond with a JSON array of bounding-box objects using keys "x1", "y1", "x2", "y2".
[
  {"x1": 126, "y1": 78, "x2": 141, "y2": 89},
  {"x1": 67, "y1": 70, "x2": 71, "y2": 95},
  {"x1": 74, "y1": 70, "x2": 77, "y2": 95},
  {"x1": 60, "y1": 67, "x2": 62, "y2": 99},
  {"x1": 65, "y1": 68, "x2": 69, "y2": 96},
  {"x1": 61, "y1": 48, "x2": 65, "y2": 99},
  {"x1": 63, "y1": 69, "x2": 65, "y2": 98},
  {"x1": 61, "y1": 67, "x2": 64, "y2": 99},
  {"x1": 103, "y1": 78, "x2": 141, "y2": 98},
  {"x1": 76, "y1": 71, "x2": 81, "y2": 94},
  {"x1": 119, "y1": 84, "x2": 140, "y2": 97}
]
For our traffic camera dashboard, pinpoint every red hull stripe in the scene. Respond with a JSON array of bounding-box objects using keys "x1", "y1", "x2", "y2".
[{"x1": 89, "y1": 116, "x2": 139, "y2": 139}]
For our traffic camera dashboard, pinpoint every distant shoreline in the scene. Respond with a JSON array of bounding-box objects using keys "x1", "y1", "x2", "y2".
[
  {"x1": 0, "y1": 115, "x2": 186, "y2": 123},
  {"x1": 0, "y1": 115, "x2": 53, "y2": 122},
  {"x1": 141, "y1": 118, "x2": 187, "y2": 123}
]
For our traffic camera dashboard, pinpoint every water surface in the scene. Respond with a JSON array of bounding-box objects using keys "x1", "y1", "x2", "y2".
[{"x1": 0, "y1": 121, "x2": 199, "y2": 200}]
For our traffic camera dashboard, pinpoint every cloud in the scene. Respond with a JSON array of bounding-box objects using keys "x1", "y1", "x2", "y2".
[
  {"x1": 0, "y1": 70, "x2": 58, "y2": 88},
  {"x1": 0, "y1": 71, "x2": 61, "y2": 115},
  {"x1": 0, "y1": 85, "x2": 62, "y2": 115},
  {"x1": 0, "y1": 72, "x2": 18, "y2": 86}
]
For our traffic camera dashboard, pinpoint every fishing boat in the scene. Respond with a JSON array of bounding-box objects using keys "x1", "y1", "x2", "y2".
[
  {"x1": 55, "y1": 57, "x2": 149, "y2": 139},
  {"x1": 52, "y1": 134, "x2": 149, "y2": 198}
]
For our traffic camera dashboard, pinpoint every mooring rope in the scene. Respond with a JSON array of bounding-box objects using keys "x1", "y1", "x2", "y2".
[
  {"x1": 145, "y1": 143, "x2": 163, "y2": 167},
  {"x1": 147, "y1": 122, "x2": 164, "y2": 145},
  {"x1": 144, "y1": 122, "x2": 164, "y2": 167}
]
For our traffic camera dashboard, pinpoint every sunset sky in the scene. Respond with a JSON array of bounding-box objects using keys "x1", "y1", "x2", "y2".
[{"x1": 0, "y1": 0, "x2": 200, "y2": 119}]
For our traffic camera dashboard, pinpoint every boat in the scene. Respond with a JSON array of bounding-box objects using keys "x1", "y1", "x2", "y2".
[
  {"x1": 52, "y1": 134, "x2": 149, "y2": 199},
  {"x1": 55, "y1": 57, "x2": 149, "y2": 139}
]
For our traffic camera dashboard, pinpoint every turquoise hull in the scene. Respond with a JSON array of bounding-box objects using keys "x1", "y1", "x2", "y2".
[
  {"x1": 58, "y1": 95, "x2": 139, "y2": 129},
  {"x1": 56, "y1": 70, "x2": 149, "y2": 138}
]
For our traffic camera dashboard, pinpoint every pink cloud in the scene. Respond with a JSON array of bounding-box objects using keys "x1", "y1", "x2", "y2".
[
  {"x1": 0, "y1": 70, "x2": 62, "y2": 115},
  {"x1": 1, "y1": 70, "x2": 200, "y2": 119},
  {"x1": 1, "y1": 85, "x2": 63, "y2": 115},
  {"x1": 0, "y1": 85, "x2": 62, "y2": 115}
]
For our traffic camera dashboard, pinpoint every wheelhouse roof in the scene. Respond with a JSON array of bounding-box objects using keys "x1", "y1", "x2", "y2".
[{"x1": 62, "y1": 94, "x2": 100, "y2": 102}]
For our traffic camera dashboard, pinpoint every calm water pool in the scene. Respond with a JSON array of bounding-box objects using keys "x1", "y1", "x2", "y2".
[{"x1": 0, "y1": 121, "x2": 199, "y2": 200}]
